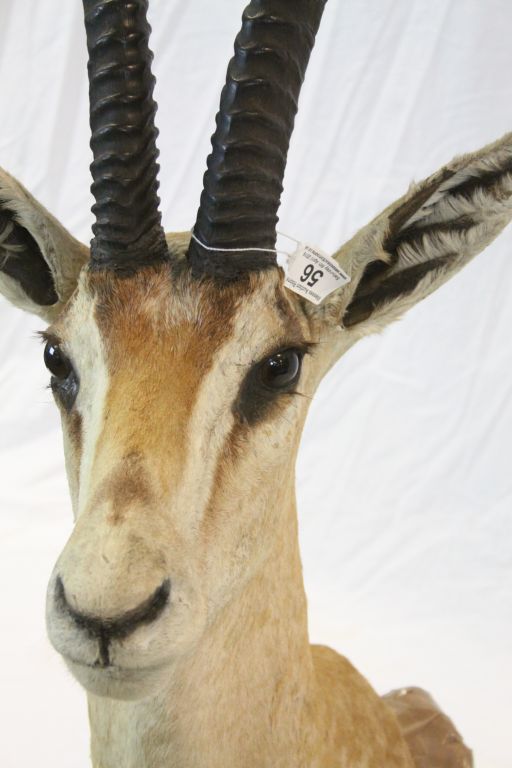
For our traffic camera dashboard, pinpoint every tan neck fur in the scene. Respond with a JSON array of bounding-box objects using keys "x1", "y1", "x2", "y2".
[
  {"x1": 88, "y1": 488, "x2": 316, "y2": 768},
  {"x1": 87, "y1": 485, "x2": 410, "y2": 768}
]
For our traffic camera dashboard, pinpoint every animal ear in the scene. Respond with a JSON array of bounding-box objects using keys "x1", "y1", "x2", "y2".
[
  {"x1": 322, "y1": 132, "x2": 512, "y2": 334},
  {"x1": 0, "y1": 169, "x2": 88, "y2": 322}
]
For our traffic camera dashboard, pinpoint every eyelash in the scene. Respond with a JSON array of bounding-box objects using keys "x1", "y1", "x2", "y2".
[{"x1": 233, "y1": 344, "x2": 313, "y2": 425}]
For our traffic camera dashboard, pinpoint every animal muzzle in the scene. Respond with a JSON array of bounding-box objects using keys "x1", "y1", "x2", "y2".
[
  {"x1": 52, "y1": 575, "x2": 171, "y2": 668},
  {"x1": 44, "y1": 494, "x2": 200, "y2": 701}
]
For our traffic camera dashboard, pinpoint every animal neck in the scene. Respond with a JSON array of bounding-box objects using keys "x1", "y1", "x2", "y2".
[{"x1": 87, "y1": 491, "x2": 320, "y2": 768}]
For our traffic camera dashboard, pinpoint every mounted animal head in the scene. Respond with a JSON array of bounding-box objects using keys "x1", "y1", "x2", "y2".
[{"x1": 1, "y1": 0, "x2": 511, "y2": 702}]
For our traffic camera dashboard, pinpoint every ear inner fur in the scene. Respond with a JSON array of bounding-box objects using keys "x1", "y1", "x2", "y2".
[
  {"x1": 337, "y1": 132, "x2": 512, "y2": 331},
  {"x1": 0, "y1": 205, "x2": 58, "y2": 305}
]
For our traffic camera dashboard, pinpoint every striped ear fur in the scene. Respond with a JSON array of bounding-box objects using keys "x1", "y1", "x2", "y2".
[
  {"x1": 0, "y1": 169, "x2": 88, "y2": 322},
  {"x1": 327, "y1": 132, "x2": 512, "y2": 334}
]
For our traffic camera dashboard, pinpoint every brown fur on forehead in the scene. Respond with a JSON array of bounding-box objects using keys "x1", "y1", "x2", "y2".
[
  {"x1": 85, "y1": 263, "x2": 305, "y2": 352},
  {"x1": 80, "y1": 264, "x2": 305, "y2": 487},
  {"x1": 89, "y1": 265, "x2": 265, "y2": 337},
  {"x1": 85, "y1": 266, "x2": 240, "y2": 480}
]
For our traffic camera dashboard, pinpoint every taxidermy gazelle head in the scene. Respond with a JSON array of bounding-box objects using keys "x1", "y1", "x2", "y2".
[{"x1": 1, "y1": 0, "x2": 511, "y2": 729}]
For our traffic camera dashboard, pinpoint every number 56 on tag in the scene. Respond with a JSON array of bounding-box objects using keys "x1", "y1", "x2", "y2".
[{"x1": 284, "y1": 244, "x2": 351, "y2": 305}]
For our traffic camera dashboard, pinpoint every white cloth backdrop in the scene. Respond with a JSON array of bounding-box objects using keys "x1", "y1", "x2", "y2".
[{"x1": 0, "y1": 1, "x2": 511, "y2": 766}]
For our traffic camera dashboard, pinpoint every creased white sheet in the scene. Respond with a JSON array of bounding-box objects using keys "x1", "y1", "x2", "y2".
[{"x1": 0, "y1": 1, "x2": 511, "y2": 767}]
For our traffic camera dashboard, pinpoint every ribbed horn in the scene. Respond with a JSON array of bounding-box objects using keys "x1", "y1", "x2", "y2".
[
  {"x1": 187, "y1": 0, "x2": 327, "y2": 280},
  {"x1": 83, "y1": 0, "x2": 168, "y2": 271}
]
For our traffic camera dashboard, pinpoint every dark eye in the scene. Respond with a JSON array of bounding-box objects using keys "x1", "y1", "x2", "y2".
[
  {"x1": 43, "y1": 341, "x2": 78, "y2": 410},
  {"x1": 234, "y1": 347, "x2": 307, "y2": 425},
  {"x1": 44, "y1": 341, "x2": 71, "y2": 379},
  {"x1": 260, "y1": 349, "x2": 302, "y2": 390}
]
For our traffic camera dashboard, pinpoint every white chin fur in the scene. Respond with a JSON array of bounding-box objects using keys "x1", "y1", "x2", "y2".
[{"x1": 64, "y1": 657, "x2": 168, "y2": 701}]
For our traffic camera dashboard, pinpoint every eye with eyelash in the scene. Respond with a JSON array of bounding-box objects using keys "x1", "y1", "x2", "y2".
[
  {"x1": 43, "y1": 340, "x2": 79, "y2": 411},
  {"x1": 233, "y1": 346, "x2": 310, "y2": 426}
]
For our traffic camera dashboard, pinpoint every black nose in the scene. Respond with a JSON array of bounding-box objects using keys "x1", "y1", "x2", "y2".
[{"x1": 55, "y1": 576, "x2": 171, "y2": 667}]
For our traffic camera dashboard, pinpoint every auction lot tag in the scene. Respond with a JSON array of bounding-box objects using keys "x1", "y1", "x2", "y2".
[{"x1": 284, "y1": 244, "x2": 351, "y2": 304}]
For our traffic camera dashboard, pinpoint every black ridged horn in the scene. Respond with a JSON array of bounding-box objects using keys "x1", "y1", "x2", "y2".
[
  {"x1": 187, "y1": 0, "x2": 327, "y2": 280},
  {"x1": 83, "y1": 0, "x2": 168, "y2": 270}
]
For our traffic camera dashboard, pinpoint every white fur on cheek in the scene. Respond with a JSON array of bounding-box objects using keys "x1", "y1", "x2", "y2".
[{"x1": 61, "y1": 283, "x2": 109, "y2": 518}]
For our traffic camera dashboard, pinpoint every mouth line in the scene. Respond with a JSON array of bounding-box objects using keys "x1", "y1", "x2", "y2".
[
  {"x1": 67, "y1": 656, "x2": 129, "y2": 672},
  {"x1": 65, "y1": 654, "x2": 166, "y2": 676}
]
